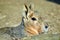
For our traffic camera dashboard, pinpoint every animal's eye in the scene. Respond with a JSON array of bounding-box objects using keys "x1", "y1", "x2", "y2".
[
  {"x1": 45, "y1": 25, "x2": 48, "y2": 29},
  {"x1": 31, "y1": 17, "x2": 36, "y2": 21}
]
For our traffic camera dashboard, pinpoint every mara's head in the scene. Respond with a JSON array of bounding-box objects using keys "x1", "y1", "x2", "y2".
[{"x1": 22, "y1": 4, "x2": 49, "y2": 36}]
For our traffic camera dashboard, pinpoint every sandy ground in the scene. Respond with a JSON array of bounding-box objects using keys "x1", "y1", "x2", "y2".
[{"x1": 0, "y1": 0, "x2": 60, "y2": 40}]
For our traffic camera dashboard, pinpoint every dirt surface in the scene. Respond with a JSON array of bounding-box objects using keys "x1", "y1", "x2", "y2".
[{"x1": 0, "y1": 0, "x2": 60, "y2": 40}]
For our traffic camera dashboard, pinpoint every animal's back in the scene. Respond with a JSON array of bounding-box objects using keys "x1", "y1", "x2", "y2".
[{"x1": 5, "y1": 20, "x2": 27, "y2": 38}]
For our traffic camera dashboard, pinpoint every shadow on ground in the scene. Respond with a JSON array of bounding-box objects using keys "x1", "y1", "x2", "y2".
[{"x1": 47, "y1": 0, "x2": 60, "y2": 4}]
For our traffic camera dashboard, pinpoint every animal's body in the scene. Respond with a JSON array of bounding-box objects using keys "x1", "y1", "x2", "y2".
[{"x1": 0, "y1": 4, "x2": 49, "y2": 40}]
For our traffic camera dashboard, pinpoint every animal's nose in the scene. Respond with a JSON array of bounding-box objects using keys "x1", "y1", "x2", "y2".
[{"x1": 45, "y1": 25, "x2": 48, "y2": 29}]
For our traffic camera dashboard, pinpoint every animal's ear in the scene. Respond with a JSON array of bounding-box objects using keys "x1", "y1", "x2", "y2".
[
  {"x1": 29, "y1": 4, "x2": 34, "y2": 10},
  {"x1": 26, "y1": 4, "x2": 34, "y2": 18},
  {"x1": 28, "y1": 11, "x2": 34, "y2": 18},
  {"x1": 23, "y1": 4, "x2": 34, "y2": 19},
  {"x1": 23, "y1": 4, "x2": 28, "y2": 19}
]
